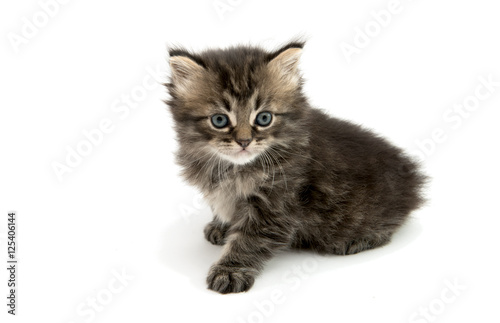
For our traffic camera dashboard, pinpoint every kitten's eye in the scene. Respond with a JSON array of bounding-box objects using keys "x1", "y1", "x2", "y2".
[
  {"x1": 211, "y1": 114, "x2": 229, "y2": 128},
  {"x1": 255, "y1": 112, "x2": 272, "y2": 127}
]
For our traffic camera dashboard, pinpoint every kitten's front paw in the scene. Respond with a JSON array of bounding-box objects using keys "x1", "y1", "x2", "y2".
[
  {"x1": 207, "y1": 265, "x2": 256, "y2": 294},
  {"x1": 204, "y1": 221, "x2": 228, "y2": 246}
]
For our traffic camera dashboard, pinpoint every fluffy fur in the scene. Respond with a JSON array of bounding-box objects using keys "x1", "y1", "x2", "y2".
[{"x1": 165, "y1": 41, "x2": 426, "y2": 294}]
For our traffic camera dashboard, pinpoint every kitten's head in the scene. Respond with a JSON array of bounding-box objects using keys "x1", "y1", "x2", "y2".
[{"x1": 166, "y1": 41, "x2": 308, "y2": 166}]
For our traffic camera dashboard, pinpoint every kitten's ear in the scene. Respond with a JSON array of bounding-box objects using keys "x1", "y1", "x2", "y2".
[
  {"x1": 268, "y1": 43, "x2": 304, "y2": 87},
  {"x1": 169, "y1": 52, "x2": 205, "y2": 86}
]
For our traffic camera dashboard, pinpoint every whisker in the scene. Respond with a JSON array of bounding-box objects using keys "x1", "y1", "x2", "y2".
[
  {"x1": 272, "y1": 145, "x2": 326, "y2": 169},
  {"x1": 262, "y1": 151, "x2": 276, "y2": 192},
  {"x1": 266, "y1": 149, "x2": 287, "y2": 191}
]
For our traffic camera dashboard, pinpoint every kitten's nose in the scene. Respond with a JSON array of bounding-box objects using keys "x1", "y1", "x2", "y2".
[{"x1": 236, "y1": 139, "x2": 252, "y2": 148}]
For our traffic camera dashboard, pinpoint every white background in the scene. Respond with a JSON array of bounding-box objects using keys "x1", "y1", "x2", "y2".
[{"x1": 1, "y1": 0, "x2": 499, "y2": 322}]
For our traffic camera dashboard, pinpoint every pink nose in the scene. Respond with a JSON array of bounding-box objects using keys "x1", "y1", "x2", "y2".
[{"x1": 236, "y1": 139, "x2": 252, "y2": 148}]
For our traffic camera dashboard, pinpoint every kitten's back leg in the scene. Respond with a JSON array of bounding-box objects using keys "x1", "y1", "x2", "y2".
[{"x1": 332, "y1": 235, "x2": 391, "y2": 255}]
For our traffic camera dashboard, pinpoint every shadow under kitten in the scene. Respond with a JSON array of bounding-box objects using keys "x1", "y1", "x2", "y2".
[{"x1": 159, "y1": 211, "x2": 423, "y2": 292}]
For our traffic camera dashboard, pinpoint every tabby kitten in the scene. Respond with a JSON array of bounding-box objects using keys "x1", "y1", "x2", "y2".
[{"x1": 165, "y1": 41, "x2": 426, "y2": 294}]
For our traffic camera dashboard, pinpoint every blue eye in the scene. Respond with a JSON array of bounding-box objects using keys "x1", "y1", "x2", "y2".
[
  {"x1": 256, "y1": 112, "x2": 272, "y2": 126},
  {"x1": 211, "y1": 114, "x2": 229, "y2": 128}
]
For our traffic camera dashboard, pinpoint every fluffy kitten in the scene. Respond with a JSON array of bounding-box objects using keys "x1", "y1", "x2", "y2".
[{"x1": 165, "y1": 41, "x2": 426, "y2": 294}]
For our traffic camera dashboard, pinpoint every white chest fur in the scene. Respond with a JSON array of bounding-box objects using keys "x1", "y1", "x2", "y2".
[{"x1": 204, "y1": 168, "x2": 263, "y2": 223}]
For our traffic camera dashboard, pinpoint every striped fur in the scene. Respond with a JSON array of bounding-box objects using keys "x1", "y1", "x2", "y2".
[{"x1": 165, "y1": 41, "x2": 427, "y2": 294}]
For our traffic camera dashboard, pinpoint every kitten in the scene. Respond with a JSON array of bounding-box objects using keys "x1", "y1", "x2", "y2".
[{"x1": 165, "y1": 41, "x2": 426, "y2": 294}]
